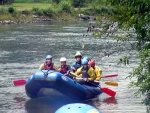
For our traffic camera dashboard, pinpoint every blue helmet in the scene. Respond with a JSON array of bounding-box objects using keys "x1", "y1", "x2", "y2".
[
  {"x1": 81, "y1": 59, "x2": 88, "y2": 65},
  {"x1": 46, "y1": 55, "x2": 53, "y2": 59},
  {"x1": 83, "y1": 56, "x2": 89, "y2": 61}
]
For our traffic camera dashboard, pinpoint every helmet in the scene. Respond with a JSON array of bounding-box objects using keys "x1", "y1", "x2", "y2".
[
  {"x1": 75, "y1": 51, "x2": 82, "y2": 58},
  {"x1": 60, "y1": 57, "x2": 66, "y2": 62},
  {"x1": 81, "y1": 59, "x2": 88, "y2": 65},
  {"x1": 83, "y1": 56, "x2": 89, "y2": 61},
  {"x1": 46, "y1": 55, "x2": 53, "y2": 59},
  {"x1": 88, "y1": 60, "x2": 95, "y2": 67}
]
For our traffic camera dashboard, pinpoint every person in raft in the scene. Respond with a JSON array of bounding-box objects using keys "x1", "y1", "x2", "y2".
[
  {"x1": 74, "y1": 58, "x2": 95, "y2": 85},
  {"x1": 88, "y1": 60, "x2": 102, "y2": 85},
  {"x1": 71, "y1": 51, "x2": 82, "y2": 72},
  {"x1": 82, "y1": 56, "x2": 90, "y2": 62},
  {"x1": 39, "y1": 55, "x2": 58, "y2": 71},
  {"x1": 58, "y1": 57, "x2": 71, "y2": 76}
]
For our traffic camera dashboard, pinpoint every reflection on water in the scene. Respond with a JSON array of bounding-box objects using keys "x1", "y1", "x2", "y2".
[
  {"x1": 24, "y1": 96, "x2": 118, "y2": 113},
  {"x1": 102, "y1": 97, "x2": 117, "y2": 105},
  {"x1": 25, "y1": 95, "x2": 82, "y2": 113},
  {"x1": 0, "y1": 21, "x2": 147, "y2": 113}
]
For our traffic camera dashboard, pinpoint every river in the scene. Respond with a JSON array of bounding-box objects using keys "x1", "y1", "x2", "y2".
[{"x1": 0, "y1": 21, "x2": 147, "y2": 113}]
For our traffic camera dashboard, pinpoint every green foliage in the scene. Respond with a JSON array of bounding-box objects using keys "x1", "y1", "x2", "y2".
[
  {"x1": 32, "y1": 6, "x2": 56, "y2": 17},
  {"x1": 72, "y1": 0, "x2": 86, "y2": 7},
  {"x1": 14, "y1": 0, "x2": 52, "y2": 3},
  {"x1": 8, "y1": 6, "x2": 15, "y2": 13},
  {"x1": 128, "y1": 49, "x2": 150, "y2": 104},
  {"x1": 106, "y1": 0, "x2": 150, "y2": 105},
  {"x1": 88, "y1": 5, "x2": 114, "y2": 15},
  {"x1": 118, "y1": 56, "x2": 129, "y2": 65},
  {"x1": 0, "y1": 0, "x2": 15, "y2": 4},
  {"x1": 52, "y1": 0, "x2": 60, "y2": 4},
  {"x1": 43, "y1": 6, "x2": 55, "y2": 17},
  {"x1": 14, "y1": 0, "x2": 31, "y2": 3},
  {"x1": 0, "y1": 7, "x2": 8, "y2": 14},
  {"x1": 59, "y1": 0, "x2": 73, "y2": 13},
  {"x1": 22, "y1": 10, "x2": 31, "y2": 15},
  {"x1": 32, "y1": 7, "x2": 44, "y2": 16}
]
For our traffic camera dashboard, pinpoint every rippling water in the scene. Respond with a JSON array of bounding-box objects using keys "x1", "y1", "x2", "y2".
[{"x1": 0, "y1": 21, "x2": 146, "y2": 113}]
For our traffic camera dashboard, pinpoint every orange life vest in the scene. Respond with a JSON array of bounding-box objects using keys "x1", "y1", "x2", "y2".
[
  {"x1": 59, "y1": 65, "x2": 69, "y2": 74},
  {"x1": 44, "y1": 62, "x2": 54, "y2": 70}
]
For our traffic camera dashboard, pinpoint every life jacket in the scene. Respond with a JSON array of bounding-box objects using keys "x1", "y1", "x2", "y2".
[
  {"x1": 81, "y1": 67, "x2": 90, "y2": 78},
  {"x1": 44, "y1": 62, "x2": 54, "y2": 70},
  {"x1": 59, "y1": 65, "x2": 69, "y2": 74},
  {"x1": 75, "y1": 61, "x2": 82, "y2": 69}
]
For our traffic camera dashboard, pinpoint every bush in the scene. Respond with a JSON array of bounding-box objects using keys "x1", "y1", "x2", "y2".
[
  {"x1": 8, "y1": 7, "x2": 15, "y2": 14},
  {"x1": 72, "y1": 0, "x2": 86, "y2": 8},
  {"x1": 22, "y1": 10, "x2": 31, "y2": 15},
  {"x1": 52, "y1": 0, "x2": 60, "y2": 4},
  {"x1": 0, "y1": 0, "x2": 15, "y2": 5},
  {"x1": 59, "y1": 0, "x2": 73, "y2": 13},
  {"x1": 43, "y1": 7, "x2": 55, "y2": 17},
  {"x1": 32, "y1": 7, "x2": 44, "y2": 16},
  {"x1": 0, "y1": 7, "x2": 8, "y2": 14}
]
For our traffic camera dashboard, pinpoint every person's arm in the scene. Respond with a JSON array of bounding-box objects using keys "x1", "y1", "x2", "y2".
[
  {"x1": 87, "y1": 68, "x2": 95, "y2": 81},
  {"x1": 39, "y1": 64, "x2": 44, "y2": 70},
  {"x1": 71, "y1": 62, "x2": 77, "y2": 72},
  {"x1": 75, "y1": 67, "x2": 82, "y2": 77},
  {"x1": 58, "y1": 66, "x2": 61, "y2": 72},
  {"x1": 99, "y1": 68, "x2": 102, "y2": 78},
  {"x1": 66, "y1": 65, "x2": 71, "y2": 75},
  {"x1": 53, "y1": 64, "x2": 59, "y2": 71},
  {"x1": 95, "y1": 68, "x2": 101, "y2": 81}
]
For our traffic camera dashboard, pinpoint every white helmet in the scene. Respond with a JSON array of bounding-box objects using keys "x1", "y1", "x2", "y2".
[{"x1": 60, "y1": 57, "x2": 66, "y2": 62}]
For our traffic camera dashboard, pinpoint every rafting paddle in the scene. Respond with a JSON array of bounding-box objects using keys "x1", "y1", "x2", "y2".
[
  {"x1": 101, "y1": 87, "x2": 116, "y2": 97},
  {"x1": 86, "y1": 81, "x2": 116, "y2": 97},
  {"x1": 70, "y1": 72, "x2": 118, "y2": 86},
  {"x1": 104, "y1": 81, "x2": 118, "y2": 86},
  {"x1": 70, "y1": 72, "x2": 116, "y2": 97},
  {"x1": 13, "y1": 79, "x2": 26, "y2": 86},
  {"x1": 101, "y1": 74, "x2": 118, "y2": 78},
  {"x1": 94, "y1": 80, "x2": 118, "y2": 86}
]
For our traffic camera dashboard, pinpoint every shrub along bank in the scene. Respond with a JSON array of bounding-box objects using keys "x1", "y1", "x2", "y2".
[{"x1": 0, "y1": 0, "x2": 114, "y2": 24}]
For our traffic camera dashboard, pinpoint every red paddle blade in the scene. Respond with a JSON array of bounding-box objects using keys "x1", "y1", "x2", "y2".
[
  {"x1": 13, "y1": 79, "x2": 26, "y2": 86},
  {"x1": 101, "y1": 74, "x2": 118, "y2": 78},
  {"x1": 101, "y1": 87, "x2": 116, "y2": 97}
]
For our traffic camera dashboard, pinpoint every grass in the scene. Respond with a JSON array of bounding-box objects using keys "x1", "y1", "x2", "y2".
[
  {"x1": 0, "y1": 3, "x2": 81, "y2": 21},
  {"x1": 0, "y1": 3, "x2": 53, "y2": 11},
  {"x1": 0, "y1": 14, "x2": 13, "y2": 20}
]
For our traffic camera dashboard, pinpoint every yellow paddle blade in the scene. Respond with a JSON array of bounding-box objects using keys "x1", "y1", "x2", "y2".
[{"x1": 104, "y1": 81, "x2": 118, "y2": 86}]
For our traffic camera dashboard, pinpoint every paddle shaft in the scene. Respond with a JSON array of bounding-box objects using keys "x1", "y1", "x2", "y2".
[
  {"x1": 70, "y1": 72, "x2": 116, "y2": 97},
  {"x1": 101, "y1": 74, "x2": 118, "y2": 78}
]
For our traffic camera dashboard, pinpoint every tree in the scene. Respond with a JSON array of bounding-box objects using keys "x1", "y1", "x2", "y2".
[
  {"x1": 0, "y1": 0, "x2": 14, "y2": 5},
  {"x1": 96, "y1": 0, "x2": 150, "y2": 105}
]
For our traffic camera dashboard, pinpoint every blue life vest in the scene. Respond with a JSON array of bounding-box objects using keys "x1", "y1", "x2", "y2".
[{"x1": 72, "y1": 61, "x2": 82, "y2": 71}]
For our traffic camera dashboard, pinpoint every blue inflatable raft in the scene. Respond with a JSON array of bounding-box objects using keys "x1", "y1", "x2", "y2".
[{"x1": 25, "y1": 70, "x2": 103, "y2": 100}]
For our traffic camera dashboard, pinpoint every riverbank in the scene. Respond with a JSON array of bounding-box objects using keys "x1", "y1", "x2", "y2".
[
  {"x1": 0, "y1": 3, "x2": 98, "y2": 24},
  {"x1": 0, "y1": 14, "x2": 97, "y2": 24},
  {"x1": 0, "y1": 14, "x2": 76, "y2": 24}
]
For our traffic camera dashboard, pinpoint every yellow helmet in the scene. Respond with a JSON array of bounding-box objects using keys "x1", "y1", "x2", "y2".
[{"x1": 75, "y1": 51, "x2": 82, "y2": 58}]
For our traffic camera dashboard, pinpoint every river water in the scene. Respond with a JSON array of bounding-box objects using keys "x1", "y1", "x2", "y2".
[{"x1": 0, "y1": 21, "x2": 147, "y2": 113}]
